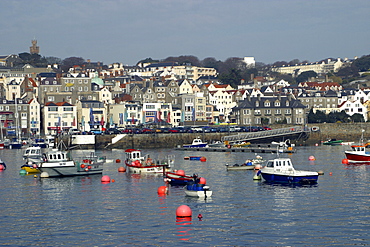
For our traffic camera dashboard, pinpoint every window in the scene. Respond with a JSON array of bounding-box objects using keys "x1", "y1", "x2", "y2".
[{"x1": 264, "y1": 101, "x2": 270, "y2": 107}]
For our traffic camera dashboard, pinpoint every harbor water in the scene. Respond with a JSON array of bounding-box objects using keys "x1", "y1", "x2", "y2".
[{"x1": 0, "y1": 145, "x2": 369, "y2": 246}]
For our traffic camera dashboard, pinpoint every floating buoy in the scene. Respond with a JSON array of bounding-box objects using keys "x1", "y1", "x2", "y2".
[
  {"x1": 101, "y1": 175, "x2": 111, "y2": 183},
  {"x1": 329, "y1": 172, "x2": 333, "y2": 176},
  {"x1": 308, "y1": 155, "x2": 316, "y2": 161},
  {"x1": 111, "y1": 179, "x2": 115, "y2": 183},
  {"x1": 253, "y1": 170, "x2": 262, "y2": 180},
  {"x1": 199, "y1": 177, "x2": 206, "y2": 185},
  {"x1": 342, "y1": 159, "x2": 349, "y2": 164},
  {"x1": 176, "y1": 205, "x2": 192, "y2": 217},
  {"x1": 318, "y1": 170, "x2": 324, "y2": 175},
  {"x1": 157, "y1": 185, "x2": 168, "y2": 195},
  {"x1": 87, "y1": 165, "x2": 91, "y2": 169},
  {"x1": 176, "y1": 170, "x2": 185, "y2": 176},
  {"x1": 116, "y1": 159, "x2": 121, "y2": 163},
  {"x1": 19, "y1": 169, "x2": 27, "y2": 175},
  {"x1": 80, "y1": 164, "x2": 85, "y2": 168},
  {"x1": 288, "y1": 147, "x2": 293, "y2": 151},
  {"x1": 118, "y1": 166, "x2": 126, "y2": 172},
  {"x1": 200, "y1": 157, "x2": 207, "y2": 162},
  {"x1": 40, "y1": 172, "x2": 49, "y2": 178},
  {"x1": 197, "y1": 214, "x2": 203, "y2": 220}
]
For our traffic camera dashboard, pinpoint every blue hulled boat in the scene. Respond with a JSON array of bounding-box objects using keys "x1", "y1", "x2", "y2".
[{"x1": 259, "y1": 157, "x2": 319, "y2": 184}]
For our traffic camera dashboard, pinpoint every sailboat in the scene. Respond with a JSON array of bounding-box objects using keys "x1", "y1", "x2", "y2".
[{"x1": 9, "y1": 98, "x2": 22, "y2": 149}]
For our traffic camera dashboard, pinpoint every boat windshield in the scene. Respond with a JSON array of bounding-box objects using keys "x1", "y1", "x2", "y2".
[{"x1": 266, "y1": 161, "x2": 274, "y2": 167}]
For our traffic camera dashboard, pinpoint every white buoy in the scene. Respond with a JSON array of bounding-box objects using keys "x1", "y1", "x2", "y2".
[{"x1": 40, "y1": 172, "x2": 49, "y2": 178}]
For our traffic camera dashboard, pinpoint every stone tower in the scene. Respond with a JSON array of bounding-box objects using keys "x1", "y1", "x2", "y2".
[{"x1": 30, "y1": 40, "x2": 39, "y2": 54}]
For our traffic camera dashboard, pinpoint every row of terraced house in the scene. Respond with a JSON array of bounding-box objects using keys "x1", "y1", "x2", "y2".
[{"x1": 0, "y1": 54, "x2": 367, "y2": 137}]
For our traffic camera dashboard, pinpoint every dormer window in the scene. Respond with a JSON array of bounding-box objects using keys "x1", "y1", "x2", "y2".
[
  {"x1": 256, "y1": 101, "x2": 259, "y2": 107},
  {"x1": 264, "y1": 101, "x2": 270, "y2": 107},
  {"x1": 275, "y1": 101, "x2": 280, "y2": 107}
]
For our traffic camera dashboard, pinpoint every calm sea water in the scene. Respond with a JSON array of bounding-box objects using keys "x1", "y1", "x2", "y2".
[{"x1": 0, "y1": 145, "x2": 369, "y2": 246}]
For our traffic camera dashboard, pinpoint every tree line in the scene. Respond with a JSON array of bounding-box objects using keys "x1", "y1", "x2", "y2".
[{"x1": 9, "y1": 52, "x2": 370, "y2": 88}]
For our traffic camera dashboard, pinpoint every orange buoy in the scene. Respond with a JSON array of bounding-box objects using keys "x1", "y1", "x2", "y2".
[
  {"x1": 157, "y1": 185, "x2": 168, "y2": 195},
  {"x1": 80, "y1": 164, "x2": 85, "y2": 168},
  {"x1": 116, "y1": 159, "x2": 121, "y2": 163},
  {"x1": 200, "y1": 157, "x2": 206, "y2": 162},
  {"x1": 308, "y1": 156, "x2": 316, "y2": 161},
  {"x1": 118, "y1": 166, "x2": 126, "y2": 172},
  {"x1": 101, "y1": 175, "x2": 111, "y2": 183},
  {"x1": 329, "y1": 172, "x2": 333, "y2": 176},
  {"x1": 176, "y1": 170, "x2": 185, "y2": 176},
  {"x1": 176, "y1": 205, "x2": 192, "y2": 217},
  {"x1": 199, "y1": 177, "x2": 206, "y2": 185},
  {"x1": 111, "y1": 179, "x2": 115, "y2": 183},
  {"x1": 342, "y1": 159, "x2": 349, "y2": 164},
  {"x1": 87, "y1": 165, "x2": 91, "y2": 169}
]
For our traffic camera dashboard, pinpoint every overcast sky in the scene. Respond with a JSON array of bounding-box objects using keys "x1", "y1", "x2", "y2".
[{"x1": 1, "y1": 0, "x2": 369, "y2": 66}]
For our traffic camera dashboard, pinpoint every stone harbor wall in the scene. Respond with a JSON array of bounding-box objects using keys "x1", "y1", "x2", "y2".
[{"x1": 59, "y1": 123, "x2": 370, "y2": 149}]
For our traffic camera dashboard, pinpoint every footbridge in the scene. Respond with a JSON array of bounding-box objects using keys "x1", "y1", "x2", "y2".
[{"x1": 221, "y1": 126, "x2": 310, "y2": 143}]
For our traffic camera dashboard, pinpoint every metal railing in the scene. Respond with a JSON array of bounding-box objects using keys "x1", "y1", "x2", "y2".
[{"x1": 221, "y1": 126, "x2": 309, "y2": 142}]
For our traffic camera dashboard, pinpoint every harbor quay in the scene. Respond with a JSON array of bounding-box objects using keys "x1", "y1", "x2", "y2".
[{"x1": 58, "y1": 123, "x2": 370, "y2": 150}]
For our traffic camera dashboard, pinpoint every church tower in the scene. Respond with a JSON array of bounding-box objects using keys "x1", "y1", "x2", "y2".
[{"x1": 30, "y1": 40, "x2": 39, "y2": 54}]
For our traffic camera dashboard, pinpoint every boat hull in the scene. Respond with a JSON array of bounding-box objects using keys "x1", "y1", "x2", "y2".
[
  {"x1": 165, "y1": 172, "x2": 193, "y2": 185},
  {"x1": 345, "y1": 151, "x2": 370, "y2": 162},
  {"x1": 226, "y1": 164, "x2": 255, "y2": 170},
  {"x1": 261, "y1": 172, "x2": 318, "y2": 184},
  {"x1": 182, "y1": 144, "x2": 208, "y2": 148},
  {"x1": 126, "y1": 163, "x2": 169, "y2": 174},
  {"x1": 21, "y1": 165, "x2": 40, "y2": 173},
  {"x1": 38, "y1": 166, "x2": 103, "y2": 177},
  {"x1": 184, "y1": 187, "x2": 212, "y2": 198}
]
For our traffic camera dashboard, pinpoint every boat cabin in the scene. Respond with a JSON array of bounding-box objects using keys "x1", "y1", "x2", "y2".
[
  {"x1": 125, "y1": 149, "x2": 145, "y2": 161},
  {"x1": 43, "y1": 150, "x2": 70, "y2": 162},
  {"x1": 192, "y1": 138, "x2": 205, "y2": 145},
  {"x1": 351, "y1": 145, "x2": 366, "y2": 152},
  {"x1": 265, "y1": 158, "x2": 295, "y2": 172},
  {"x1": 24, "y1": 147, "x2": 41, "y2": 157}
]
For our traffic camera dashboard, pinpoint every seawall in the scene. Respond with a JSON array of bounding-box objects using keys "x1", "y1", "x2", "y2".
[{"x1": 60, "y1": 123, "x2": 369, "y2": 149}]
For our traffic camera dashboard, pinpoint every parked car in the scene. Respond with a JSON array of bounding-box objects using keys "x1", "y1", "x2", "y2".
[
  {"x1": 141, "y1": 128, "x2": 153, "y2": 134},
  {"x1": 90, "y1": 128, "x2": 103, "y2": 135},
  {"x1": 68, "y1": 128, "x2": 80, "y2": 135},
  {"x1": 263, "y1": 126, "x2": 272, "y2": 130},
  {"x1": 168, "y1": 128, "x2": 180, "y2": 133},
  {"x1": 105, "y1": 128, "x2": 121, "y2": 135}
]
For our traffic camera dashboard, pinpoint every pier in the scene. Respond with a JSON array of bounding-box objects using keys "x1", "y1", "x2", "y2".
[{"x1": 221, "y1": 125, "x2": 310, "y2": 143}]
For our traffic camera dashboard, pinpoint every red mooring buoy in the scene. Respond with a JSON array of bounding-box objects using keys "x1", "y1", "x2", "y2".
[{"x1": 176, "y1": 205, "x2": 192, "y2": 217}]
